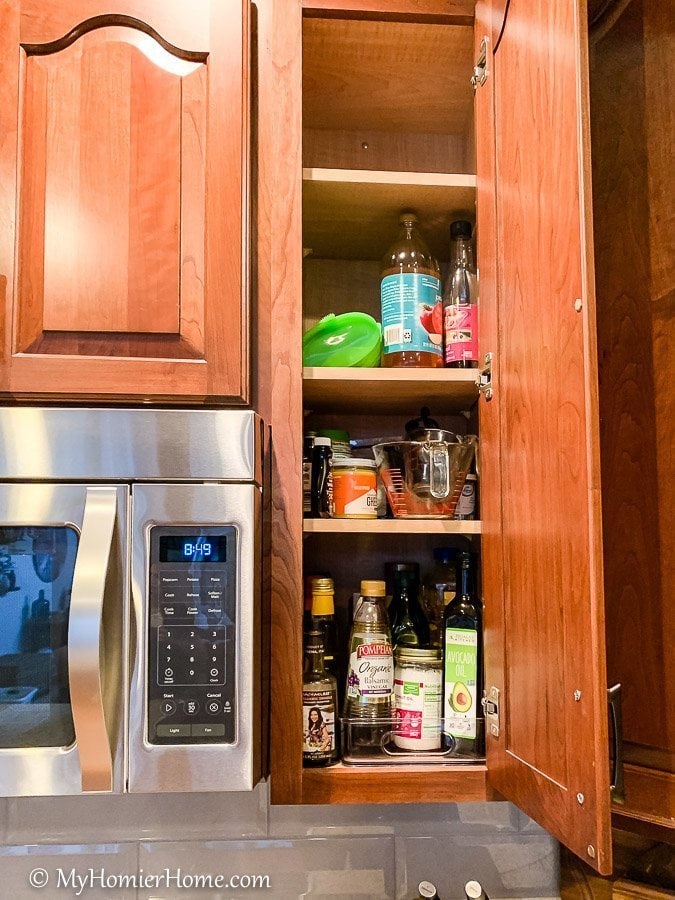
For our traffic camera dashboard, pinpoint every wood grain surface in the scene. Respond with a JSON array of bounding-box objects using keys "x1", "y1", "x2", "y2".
[
  {"x1": 258, "y1": 0, "x2": 305, "y2": 806},
  {"x1": 303, "y1": 518, "x2": 482, "y2": 534},
  {"x1": 303, "y1": 128, "x2": 471, "y2": 174},
  {"x1": 2, "y1": 0, "x2": 248, "y2": 402},
  {"x1": 482, "y1": 0, "x2": 612, "y2": 873},
  {"x1": 589, "y1": 0, "x2": 674, "y2": 831},
  {"x1": 302, "y1": 762, "x2": 490, "y2": 804},
  {"x1": 303, "y1": 365, "x2": 479, "y2": 415},
  {"x1": 301, "y1": 0, "x2": 474, "y2": 25},
  {"x1": 303, "y1": 18, "x2": 474, "y2": 135},
  {"x1": 303, "y1": 176, "x2": 476, "y2": 261}
]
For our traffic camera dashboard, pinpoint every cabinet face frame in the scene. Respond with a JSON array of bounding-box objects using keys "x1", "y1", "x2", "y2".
[
  {"x1": 263, "y1": 0, "x2": 615, "y2": 877},
  {"x1": 0, "y1": 0, "x2": 250, "y2": 403}
]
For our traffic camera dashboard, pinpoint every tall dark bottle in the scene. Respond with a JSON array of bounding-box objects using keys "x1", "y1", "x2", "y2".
[
  {"x1": 389, "y1": 564, "x2": 429, "y2": 648},
  {"x1": 442, "y1": 551, "x2": 482, "y2": 752},
  {"x1": 302, "y1": 629, "x2": 339, "y2": 767},
  {"x1": 443, "y1": 220, "x2": 478, "y2": 369},
  {"x1": 310, "y1": 437, "x2": 332, "y2": 518}
]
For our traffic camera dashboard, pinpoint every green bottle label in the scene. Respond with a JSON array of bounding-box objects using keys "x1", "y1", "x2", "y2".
[{"x1": 443, "y1": 627, "x2": 477, "y2": 739}]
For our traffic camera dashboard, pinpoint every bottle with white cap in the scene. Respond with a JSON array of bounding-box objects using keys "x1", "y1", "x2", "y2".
[
  {"x1": 416, "y1": 880, "x2": 440, "y2": 899},
  {"x1": 464, "y1": 880, "x2": 489, "y2": 900}
]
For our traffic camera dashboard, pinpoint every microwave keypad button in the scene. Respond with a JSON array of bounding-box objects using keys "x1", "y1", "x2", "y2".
[
  {"x1": 184, "y1": 699, "x2": 200, "y2": 716},
  {"x1": 157, "y1": 724, "x2": 190, "y2": 738},
  {"x1": 161, "y1": 700, "x2": 177, "y2": 716},
  {"x1": 206, "y1": 700, "x2": 221, "y2": 715},
  {"x1": 192, "y1": 724, "x2": 225, "y2": 738}
]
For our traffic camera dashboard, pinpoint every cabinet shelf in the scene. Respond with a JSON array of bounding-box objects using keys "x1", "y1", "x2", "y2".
[
  {"x1": 304, "y1": 519, "x2": 481, "y2": 535},
  {"x1": 303, "y1": 168, "x2": 476, "y2": 261},
  {"x1": 301, "y1": 762, "x2": 489, "y2": 805},
  {"x1": 303, "y1": 366, "x2": 479, "y2": 414}
]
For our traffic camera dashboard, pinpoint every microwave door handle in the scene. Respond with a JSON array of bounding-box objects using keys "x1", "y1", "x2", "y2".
[{"x1": 68, "y1": 486, "x2": 118, "y2": 792}]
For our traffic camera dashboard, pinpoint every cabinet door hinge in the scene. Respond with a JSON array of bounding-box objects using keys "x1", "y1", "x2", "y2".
[
  {"x1": 482, "y1": 686, "x2": 500, "y2": 738},
  {"x1": 471, "y1": 36, "x2": 489, "y2": 90},
  {"x1": 477, "y1": 352, "x2": 493, "y2": 401}
]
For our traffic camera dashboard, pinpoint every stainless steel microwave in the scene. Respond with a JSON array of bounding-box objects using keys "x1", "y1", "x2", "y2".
[{"x1": 0, "y1": 408, "x2": 263, "y2": 796}]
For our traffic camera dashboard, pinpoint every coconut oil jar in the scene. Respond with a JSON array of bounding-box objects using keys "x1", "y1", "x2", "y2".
[{"x1": 393, "y1": 646, "x2": 442, "y2": 751}]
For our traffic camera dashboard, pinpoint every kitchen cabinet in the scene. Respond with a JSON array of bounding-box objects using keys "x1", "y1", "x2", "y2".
[
  {"x1": 0, "y1": 0, "x2": 249, "y2": 403},
  {"x1": 256, "y1": 0, "x2": 673, "y2": 881}
]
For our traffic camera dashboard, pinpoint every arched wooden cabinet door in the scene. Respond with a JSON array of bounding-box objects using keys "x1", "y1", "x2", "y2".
[
  {"x1": 0, "y1": 0, "x2": 249, "y2": 403},
  {"x1": 475, "y1": 0, "x2": 613, "y2": 875}
]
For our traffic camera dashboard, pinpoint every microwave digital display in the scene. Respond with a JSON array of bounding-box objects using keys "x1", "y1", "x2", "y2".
[{"x1": 159, "y1": 535, "x2": 228, "y2": 563}]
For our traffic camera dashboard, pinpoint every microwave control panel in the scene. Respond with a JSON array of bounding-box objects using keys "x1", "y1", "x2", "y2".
[{"x1": 147, "y1": 526, "x2": 237, "y2": 745}]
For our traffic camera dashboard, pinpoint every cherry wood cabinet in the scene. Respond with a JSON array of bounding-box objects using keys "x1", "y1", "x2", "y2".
[
  {"x1": 0, "y1": 0, "x2": 249, "y2": 403},
  {"x1": 257, "y1": 0, "x2": 672, "y2": 879},
  {"x1": 588, "y1": 0, "x2": 674, "y2": 838}
]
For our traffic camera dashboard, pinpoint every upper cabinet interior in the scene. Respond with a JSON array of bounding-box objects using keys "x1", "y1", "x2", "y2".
[
  {"x1": 303, "y1": 17, "x2": 475, "y2": 175},
  {"x1": 0, "y1": 0, "x2": 249, "y2": 403}
]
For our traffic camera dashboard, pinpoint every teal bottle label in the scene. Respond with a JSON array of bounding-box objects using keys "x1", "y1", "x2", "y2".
[{"x1": 381, "y1": 273, "x2": 443, "y2": 357}]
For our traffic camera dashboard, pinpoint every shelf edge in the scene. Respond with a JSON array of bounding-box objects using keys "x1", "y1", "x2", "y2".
[{"x1": 303, "y1": 167, "x2": 477, "y2": 188}]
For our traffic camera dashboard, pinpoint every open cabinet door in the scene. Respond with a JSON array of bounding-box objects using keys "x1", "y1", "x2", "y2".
[{"x1": 475, "y1": 0, "x2": 613, "y2": 875}]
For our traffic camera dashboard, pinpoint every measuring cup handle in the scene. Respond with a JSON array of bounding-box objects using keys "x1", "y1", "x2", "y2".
[{"x1": 429, "y1": 444, "x2": 451, "y2": 499}]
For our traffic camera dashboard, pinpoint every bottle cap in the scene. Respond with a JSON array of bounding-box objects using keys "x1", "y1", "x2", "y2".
[
  {"x1": 360, "y1": 580, "x2": 386, "y2": 597},
  {"x1": 318, "y1": 429, "x2": 350, "y2": 443},
  {"x1": 450, "y1": 219, "x2": 473, "y2": 240},
  {"x1": 433, "y1": 547, "x2": 457, "y2": 564},
  {"x1": 313, "y1": 437, "x2": 332, "y2": 447},
  {"x1": 332, "y1": 458, "x2": 376, "y2": 469},
  {"x1": 311, "y1": 577, "x2": 334, "y2": 593},
  {"x1": 395, "y1": 646, "x2": 441, "y2": 662},
  {"x1": 399, "y1": 210, "x2": 418, "y2": 225},
  {"x1": 387, "y1": 562, "x2": 419, "y2": 574}
]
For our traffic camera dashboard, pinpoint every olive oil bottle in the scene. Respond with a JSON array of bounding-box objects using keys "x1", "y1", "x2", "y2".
[{"x1": 442, "y1": 551, "x2": 482, "y2": 753}]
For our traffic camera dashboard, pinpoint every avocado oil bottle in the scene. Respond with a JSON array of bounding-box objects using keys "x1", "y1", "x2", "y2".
[{"x1": 442, "y1": 551, "x2": 482, "y2": 754}]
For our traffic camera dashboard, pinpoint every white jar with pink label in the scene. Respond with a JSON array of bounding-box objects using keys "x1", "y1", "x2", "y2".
[{"x1": 393, "y1": 646, "x2": 442, "y2": 751}]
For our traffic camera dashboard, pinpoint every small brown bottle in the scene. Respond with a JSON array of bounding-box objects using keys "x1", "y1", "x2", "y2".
[{"x1": 380, "y1": 212, "x2": 443, "y2": 368}]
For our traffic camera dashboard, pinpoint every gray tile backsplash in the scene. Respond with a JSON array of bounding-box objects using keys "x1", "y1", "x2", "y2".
[
  {"x1": 0, "y1": 782, "x2": 559, "y2": 899},
  {"x1": 5, "y1": 784, "x2": 268, "y2": 845},
  {"x1": 395, "y1": 834, "x2": 559, "y2": 900},
  {"x1": 0, "y1": 842, "x2": 138, "y2": 899},
  {"x1": 138, "y1": 836, "x2": 396, "y2": 899}
]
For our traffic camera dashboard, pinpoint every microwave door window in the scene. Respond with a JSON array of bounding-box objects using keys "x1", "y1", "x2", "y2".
[{"x1": 0, "y1": 527, "x2": 79, "y2": 748}]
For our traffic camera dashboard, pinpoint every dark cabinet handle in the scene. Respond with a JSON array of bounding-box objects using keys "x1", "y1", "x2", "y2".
[{"x1": 608, "y1": 683, "x2": 625, "y2": 804}]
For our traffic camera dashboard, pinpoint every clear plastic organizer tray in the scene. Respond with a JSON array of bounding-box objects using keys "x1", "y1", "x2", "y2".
[{"x1": 340, "y1": 716, "x2": 486, "y2": 766}]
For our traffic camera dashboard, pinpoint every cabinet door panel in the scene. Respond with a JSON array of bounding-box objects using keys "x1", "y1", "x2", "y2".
[
  {"x1": 476, "y1": 0, "x2": 612, "y2": 874},
  {"x1": 0, "y1": 0, "x2": 248, "y2": 402}
]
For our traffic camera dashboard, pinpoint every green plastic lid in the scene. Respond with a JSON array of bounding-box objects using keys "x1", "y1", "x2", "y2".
[
  {"x1": 318, "y1": 429, "x2": 350, "y2": 443},
  {"x1": 302, "y1": 313, "x2": 382, "y2": 368}
]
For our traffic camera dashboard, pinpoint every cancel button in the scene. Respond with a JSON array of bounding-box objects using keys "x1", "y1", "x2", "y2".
[{"x1": 192, "y1": 724, "x2": 225, "y2": 738}]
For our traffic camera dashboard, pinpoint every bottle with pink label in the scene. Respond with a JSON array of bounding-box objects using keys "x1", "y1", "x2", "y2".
[{"x1": 443, "y1": 220, "x2": 479, "y2": 368}]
